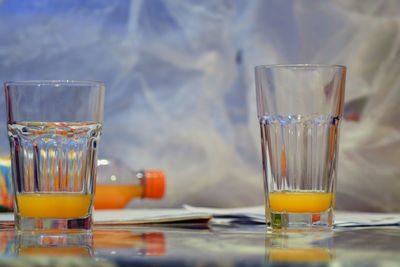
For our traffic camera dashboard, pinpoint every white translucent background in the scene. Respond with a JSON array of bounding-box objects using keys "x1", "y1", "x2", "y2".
[{"x1": 0, "y1": 0, "x2": 399, "y2": 211}]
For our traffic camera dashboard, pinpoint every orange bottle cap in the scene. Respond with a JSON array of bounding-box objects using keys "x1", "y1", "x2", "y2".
[
  {"x1": 144, "y1": 170, "x2": 165, "y2": 199},
  {"x1": 143, "y1": 232, "x2": 166, "y2": 256}
]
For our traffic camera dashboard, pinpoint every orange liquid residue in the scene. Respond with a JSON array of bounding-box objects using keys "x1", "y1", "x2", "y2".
[
  {"x1": 19, "y1": 247, "x2": 91, "y2": 257},
  {"x1": 269, "y1": 248, "x2": 331, "y2": 262},
  {"x1": 269, "y1": 191, "x2": 334, "y2": 213},
  {"x1": 17, "y1": 193, "x2": 92, "y2": 218},
  {"x1": 95, "y1": 185, "x2": 143, "y2": 209}
]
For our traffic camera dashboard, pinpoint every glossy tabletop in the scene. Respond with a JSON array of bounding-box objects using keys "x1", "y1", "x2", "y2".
[{"x1": 0, "y1": 219, "x2": 399, "y2": 266}]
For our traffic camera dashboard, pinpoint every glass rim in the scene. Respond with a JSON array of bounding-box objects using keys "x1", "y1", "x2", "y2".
[
  {"x1": 4, "y1": 80, "x2": 105, "y2": 87},
  {"x1": 254, "y1": 64, "x2": 346, "y2": 70}
]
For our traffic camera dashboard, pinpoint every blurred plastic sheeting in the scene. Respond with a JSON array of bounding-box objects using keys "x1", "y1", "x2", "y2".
[{"x1": 0, "y1": 0, "x2": 399, "y2": 211}]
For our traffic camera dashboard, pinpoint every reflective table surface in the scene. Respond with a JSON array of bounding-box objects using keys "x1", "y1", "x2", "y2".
[{"x1": 0, "y1": 220, "x2": 400, "y2": 266}]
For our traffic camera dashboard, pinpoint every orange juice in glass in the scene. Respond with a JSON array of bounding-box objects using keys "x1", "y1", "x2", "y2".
[
  {"x1": 268, "y1": 191, "x2": 335, "y2": 213},
  {"x1": 5, "y1": 81, "x2": 105, "y2": 232},
  {"x1": 255, "y1": 65, "x2": 346, "y2": 231}
]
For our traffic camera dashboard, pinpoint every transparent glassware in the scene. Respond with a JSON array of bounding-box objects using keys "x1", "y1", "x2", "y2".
[
  {"x1": 254, "y1": 65, "x2": 346, "y2": 231},
  {"x1": 5, "y1": 80, "x2": 105, "y2": 232}
]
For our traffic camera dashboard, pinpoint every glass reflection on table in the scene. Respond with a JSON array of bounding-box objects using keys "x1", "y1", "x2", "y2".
[
  {"x1": 265, "y1": 231, "x2": 335, "y2": 263},
  {"x1": 0, "y1": 223, "x2": 398, "y2": 265},
  {"x1": 0, "y1": 229, "x2": 166, "y2": 259},
  {"x1": 15, "y1": 232, "x2": 93, "y2": 257}
]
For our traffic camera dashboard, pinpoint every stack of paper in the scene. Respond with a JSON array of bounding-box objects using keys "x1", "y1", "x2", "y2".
[{"x1": 94, "y1": 209, "x2": 212, "y2": 225}]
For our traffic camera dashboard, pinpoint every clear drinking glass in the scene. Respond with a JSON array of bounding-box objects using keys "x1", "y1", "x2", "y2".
[
  {"x1": 254, "y1": 65, "x2": 346, "y2": 231},
  {"x1": 4, "y1": 80, "x2": 105, "y2": 232}
]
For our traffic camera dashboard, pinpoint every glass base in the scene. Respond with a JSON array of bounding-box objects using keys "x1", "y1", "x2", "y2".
[
  {"x1": 267, "y1": 209, "x2": 333, "y2": 231},
  {"x1": 15, "y1": 214, "x2": 92, "y2": 233}
]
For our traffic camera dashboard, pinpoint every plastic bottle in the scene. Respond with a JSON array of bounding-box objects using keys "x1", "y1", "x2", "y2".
[
  {"x1": 95, "y1": 158, "x2": 165, "y2": 209},
  {"x1": 0, "y1": 156, "x2": 13, "y2": 211}
]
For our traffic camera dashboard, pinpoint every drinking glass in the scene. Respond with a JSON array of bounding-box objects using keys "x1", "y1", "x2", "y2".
[
  {"x1": 254, "y1": 65, "x2": 346, "y2": 231},
  {"x1": 4, "y1": 80, "x2": 105, "y2": 232}
]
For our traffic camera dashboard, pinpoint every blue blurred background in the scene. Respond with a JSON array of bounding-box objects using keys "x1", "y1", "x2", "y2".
[{"x1": 0, "y1": 0, "x2": 399, "y2": 211}]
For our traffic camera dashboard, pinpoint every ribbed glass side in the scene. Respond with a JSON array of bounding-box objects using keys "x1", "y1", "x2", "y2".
[{"x1": 259, "y1": 114, "x2": 340, "y2": 194}]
